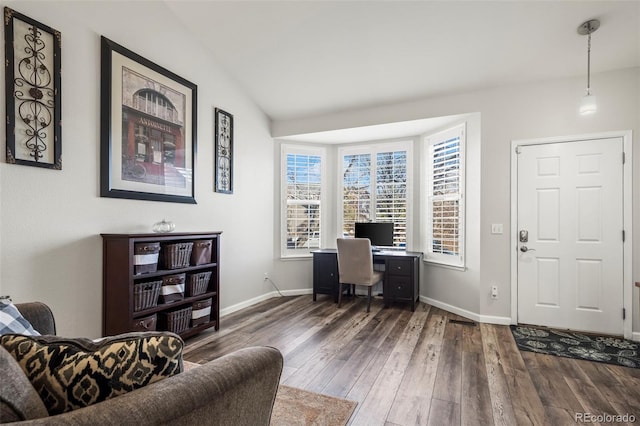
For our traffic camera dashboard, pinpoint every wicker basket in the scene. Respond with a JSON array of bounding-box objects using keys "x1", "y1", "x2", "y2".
[
  {"x1": 186, "y1": 271, "x2": 212, "y2": 297},
  {"x1": 191, "y1": 240, "x2": 213, "y2": 265},
  {"x1": 131, "y1": 314, "x2": 157, "y2": 332},
  {"x1": 133, "y1": 242, "x2": 160, "y2": 275},
  {"x1": 160, "y1": 273, "x2": 186, "y2": 304},
  {"x1": 133, "y1": 280, "x2": 162, "y2": 312},
  {"x1": 163, "y1": 242, "x2": 193, "y2": 269},
  {"x1": 191, "y1": 298, "x2": 212, "y2": 327},
  {"x1": 160, "y1": 306, "x2": 192, "y2": 334}
]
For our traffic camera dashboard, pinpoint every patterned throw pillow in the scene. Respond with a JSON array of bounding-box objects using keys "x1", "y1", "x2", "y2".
[
  {"x1": 0, "y1": 300, "x2": 40, "y2": 336},
  {"x1": 0, "y1": 332, "x2": 184, "y2": 415}
]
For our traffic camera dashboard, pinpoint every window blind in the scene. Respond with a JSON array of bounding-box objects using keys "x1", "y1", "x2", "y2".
[
  {"x1": 376, "y1": 151, "x2": 407, "y2": 247},
  {"x1": 425, "y1": 125, "x2": 465, "y2": 265},
  {"x1": 342, "y1": 153, "x2": 371, "y2": 236},
  {"x1": 341, "y1": 146, "x2": 409, "y2": 247},
  {"x1": 285, "y1": 152, "x2": 322, "y2": 251}
]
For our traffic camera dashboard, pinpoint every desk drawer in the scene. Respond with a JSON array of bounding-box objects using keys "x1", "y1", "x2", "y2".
[
  {"x1": 387, "y1": 276, "x2": 413, "y2": 299},
  {"x1": 315, "y1": 269, "x2": 337, "y2": 284},
  {"x1": 387, "y1": 259, "x2": 412, "y2": 276}
]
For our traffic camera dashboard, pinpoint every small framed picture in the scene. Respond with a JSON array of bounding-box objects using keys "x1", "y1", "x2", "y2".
[
  {"x1": 214, "y1": 108, "x2": 233, "y2": 194},
  {"x1": 100, "y1": 36, "x2": 197, "y2": 204}
]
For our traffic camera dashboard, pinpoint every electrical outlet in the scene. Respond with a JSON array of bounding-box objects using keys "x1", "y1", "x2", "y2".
[
  {"x1": 491, "y1": 285, "x2": 498, "y2": 299},
  {"x1": 264, "y1": 272, "x2": 268, "y2": 281}
]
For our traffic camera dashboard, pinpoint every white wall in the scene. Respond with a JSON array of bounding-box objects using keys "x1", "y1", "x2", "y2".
[
  {"x1": 273, "y1": 67, "x2": 640, "y2": 332},
  {"x1": 0, "y1": 1, "x2": 275, "y2": 338}
]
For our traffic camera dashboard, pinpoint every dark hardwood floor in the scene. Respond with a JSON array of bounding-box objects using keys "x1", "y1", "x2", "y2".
[{"x1": 183, "y1": 295, "x2": 640, "y2": 425}]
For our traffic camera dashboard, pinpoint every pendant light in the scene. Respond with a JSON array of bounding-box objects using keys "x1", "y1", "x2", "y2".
[{"x1": 578, "y1": 19, "x2": 600, "y2": 115}]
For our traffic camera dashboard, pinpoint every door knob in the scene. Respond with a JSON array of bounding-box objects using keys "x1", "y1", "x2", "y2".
[{"x1": 520, "y1": 246, "x2": 536, "y2": 253}]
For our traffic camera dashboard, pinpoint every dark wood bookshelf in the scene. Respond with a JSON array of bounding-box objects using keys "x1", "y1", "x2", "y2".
[{"x1": 102, "y1": 232, "x2": 221, "y2": 338}]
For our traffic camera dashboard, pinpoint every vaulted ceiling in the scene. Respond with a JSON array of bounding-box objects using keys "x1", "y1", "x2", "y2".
[{"x1": 167, "y1": 1, "x2": 639, "y2": 123}]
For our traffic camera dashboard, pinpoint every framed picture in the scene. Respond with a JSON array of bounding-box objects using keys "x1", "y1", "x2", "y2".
[
  {"x1": 4, "y1": 7, "x2": 62, "y2": 169},
  {"x1": 100, "y1": 36, "x2": 197, "y2": 204},
  {"x1": 214, "y1": 108, "x2": 233, "y2": 194}
]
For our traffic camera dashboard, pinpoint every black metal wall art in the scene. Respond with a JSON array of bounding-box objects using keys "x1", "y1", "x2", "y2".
[
  {"x1": 214, "y1": 108, "x2": 233, "y2": 194},
  {"x1": 4, "y1": 7, "x2": 62, "y2": 169},
  {"x1": 100, "y1": 36, "x2": 197, "y2": 204}
]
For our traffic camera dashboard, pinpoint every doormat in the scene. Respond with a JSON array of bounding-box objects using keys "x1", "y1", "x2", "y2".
[{"x1": 510, "y1": 325, "x2": 639, "y2": 369}]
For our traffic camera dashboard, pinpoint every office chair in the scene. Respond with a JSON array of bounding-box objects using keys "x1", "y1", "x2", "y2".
[{"x1": 336, "y1": 238, "x2": 384, "y2": 313}]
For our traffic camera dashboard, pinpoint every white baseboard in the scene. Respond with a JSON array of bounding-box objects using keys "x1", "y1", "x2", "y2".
[
  {"x1": 220, "y1": 289, "x2": 312, "y2": 317},
  {"x1": 632, "y1": 332, "x2": 640, "y2": 342},
  {"x1": 420, "y1": 296, "x2": 512, "y2": 325}
]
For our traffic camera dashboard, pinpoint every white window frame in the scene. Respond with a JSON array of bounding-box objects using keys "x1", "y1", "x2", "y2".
[
  {"x1": 422, "y1": 124, "x2": 466, "y2": 267},
  {"x1": 280, "y1": 144, "x2": 327, "y2": 258},
  {"x1": 338, "y1": 141, "x2": 413, "y2": 248}
]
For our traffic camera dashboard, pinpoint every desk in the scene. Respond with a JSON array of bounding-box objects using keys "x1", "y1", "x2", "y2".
[{"x1": 312, "y1": 249, "x2": 423, "y2": 311}]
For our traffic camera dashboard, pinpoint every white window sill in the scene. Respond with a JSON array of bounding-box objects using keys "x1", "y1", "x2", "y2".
[
  {"x1": 423, "y1": 258, "x2": 466, "y2": 272},
  {"x1": 280, "y1": 254, "x2": 313, "y2": 261}
]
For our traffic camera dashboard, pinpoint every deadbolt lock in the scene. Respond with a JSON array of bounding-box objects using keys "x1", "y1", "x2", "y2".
[{"x1": 519, "y1": 230, "x2": 528, "y2": 243}]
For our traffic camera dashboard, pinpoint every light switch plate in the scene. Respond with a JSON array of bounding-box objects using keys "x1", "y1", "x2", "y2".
[{"x1": 491, "y1": 224, "x2": 503, "y2": 234}]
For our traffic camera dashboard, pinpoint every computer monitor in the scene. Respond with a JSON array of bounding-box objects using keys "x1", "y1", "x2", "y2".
[{"x1": 354, "y1": 222, "x2": 394, "y2": 248}]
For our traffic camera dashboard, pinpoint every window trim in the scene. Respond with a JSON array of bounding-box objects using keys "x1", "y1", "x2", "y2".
[
  {"x1": 280, "y1": 144, "x2": 327, "y2": 258},
  {"x1": 337, "y1": 140, "x2": 413, "y2": 248},
  {"x1": 422, "y1": 124, "x2": 466, "y2": 267}
]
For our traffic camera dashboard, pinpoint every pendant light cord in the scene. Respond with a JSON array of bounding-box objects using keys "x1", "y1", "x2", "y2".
[{"x1": 587, "y1": 30, "x2": 592, "y2": 93}]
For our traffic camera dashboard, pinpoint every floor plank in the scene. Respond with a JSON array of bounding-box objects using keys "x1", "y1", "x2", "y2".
[
  {"x1": 349, "y1": 308, "x2": 429, "y2": 425},
  {"x1": 461, "y1": 350, "x2": 493, "y2": 426},
  {"x1": 428, "y1": 398, "x2": 461, "y2": 426},
  {"x1": 522, "y1": 353, "x2": 585, "y2": 414},
  {"x1": 386, "y1": 309, "x2": 444, "y2": 426},
  {"x1": 432, "y1": 329, "x2": 462, "y2": 404},
  {"x1": 480, "y1": 323, "x2": 518, "y2": 426},
  {"x1": 322, "y1": 309, "x2": 403, "y2": 397}
]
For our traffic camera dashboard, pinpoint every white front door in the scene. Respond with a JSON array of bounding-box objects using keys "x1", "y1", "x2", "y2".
[{"x1": 516, "y1": 137, "x2": 624, "y2": 335}]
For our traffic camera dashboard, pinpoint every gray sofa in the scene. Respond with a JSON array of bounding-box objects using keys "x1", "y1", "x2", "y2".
[{"x1": 2, "y1": 302, "x2": 283, "y2": 425}]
